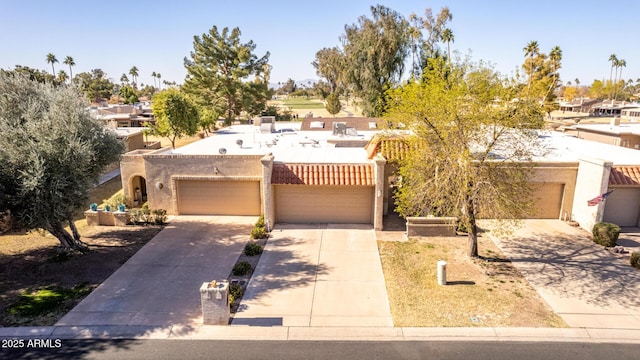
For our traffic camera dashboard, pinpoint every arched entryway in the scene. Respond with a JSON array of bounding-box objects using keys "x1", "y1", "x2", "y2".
[{"x1": 131, "y1": 175, "x2": 148, "y2": 207}]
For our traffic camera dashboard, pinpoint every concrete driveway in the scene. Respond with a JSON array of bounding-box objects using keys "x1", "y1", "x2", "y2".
[
  {"x1": 232, "y1": 224, "x2": 393, "y2": 327},
  {"x1": 489, "y1": 220, "x2": 640, "y2": 329},
  {"x1": 57, "y1": 216, "x2": 256, "y2": 328}
]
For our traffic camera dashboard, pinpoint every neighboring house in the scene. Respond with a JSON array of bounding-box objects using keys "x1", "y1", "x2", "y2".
[
  {"x1": 558, "y1": 98, "x2": 599, "y2": 113},
  {"x1": 562, "y1": 121, "x2": 640, "y2": 150},
  {"x1": 588, "y1": 100, "x2": 637, "y2": 117},
  {"x1": 120, "y1": 118, "x2": 640, "y2": 232},
  {"x1": 89, "y1": 102, "x2": 155, "y2": 129}
]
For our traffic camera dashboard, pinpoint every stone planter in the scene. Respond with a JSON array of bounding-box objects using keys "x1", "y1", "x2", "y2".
[
  {"x1": 85, "y1": 209, "x2": 130, "y2": 226},
  {"x1": 406, "y1": 216, "x2": 457, "y2": 237}
]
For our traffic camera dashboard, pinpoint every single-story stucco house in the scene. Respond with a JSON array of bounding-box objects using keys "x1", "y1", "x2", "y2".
[{"x1": 119, "y1": 118, "x2": 640, "y2": 231}]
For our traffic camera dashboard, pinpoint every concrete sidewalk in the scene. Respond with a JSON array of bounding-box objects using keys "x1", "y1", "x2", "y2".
[
  {"x1": 232, "y1": 224, "x2": 393, "y2": 327},
  {"x1": 56, "y1": 216, "x2": 256, "y2": 328},
  {"x1": 489, "y1": 220, "x2": 640, "y2": 330},
  {"x1": 3, "y1": 219, "x2": 640, "y2": 343}
]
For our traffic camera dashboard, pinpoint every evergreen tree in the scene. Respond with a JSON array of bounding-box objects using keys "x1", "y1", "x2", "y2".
[{"x1": 183, "y1": 25, "x2": 271, "y2": 124}]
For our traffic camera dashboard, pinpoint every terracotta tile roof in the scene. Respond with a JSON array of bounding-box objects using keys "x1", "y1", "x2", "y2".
[
  {"x1": 272, "y1": 163, "x2": 374, "y2": 185},
  {"x1": 366, "y1": 135, "x2": 412, "y2": 161},
  {"x1": 609, "y1": 166, "x2": 640, "y2": 186}
]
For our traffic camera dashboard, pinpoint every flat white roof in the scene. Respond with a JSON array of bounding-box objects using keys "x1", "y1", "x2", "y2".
[
  {"x1": 170, "y1": 123, "x2": 375, "y2": 163},
  {"x1": 169, "y1": 124, "x2": 640, "y2": 166},
  {"x1": 540, "y1": 131, "x2": 640, "y2": 165},
  {"x1": 571, "y1": 123, "x2": 640, "y2": 135}
]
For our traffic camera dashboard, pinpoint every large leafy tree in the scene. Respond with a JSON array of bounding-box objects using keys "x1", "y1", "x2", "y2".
[
  {"x1": 385, "y1": 58, "x2": 544, "y2": 257},
  {"x1": 2, "y1": 65, "x2": 55, "y2": 84},
  {"x1": 151, "y1": 88, "x2": 199, "y2": 149},
  {"x1": 312, "y1": 47, "x2": 346, "y2": 94},
  {"x1": 183, "y1": 25, "x2": 271, "y2": 124},
  {"x1": 340, "y1": 5, "x2": 410, "y2": 117},
  {"x1": 521, "y1": 42, "x2": 563, "y2": 111},
  {"x1": 74, "y1": 69, "x2": 116, "y2": 102},
  {"x1": 0, "y1": 73, "x2": 124, "y2": 251}
]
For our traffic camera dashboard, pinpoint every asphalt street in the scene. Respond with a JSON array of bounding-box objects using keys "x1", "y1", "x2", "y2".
[{"x1": 3, "y1": 340, "x2": 640, "y2": 360}]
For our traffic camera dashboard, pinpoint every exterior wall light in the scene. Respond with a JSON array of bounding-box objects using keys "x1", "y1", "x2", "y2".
[{"x1": 156, "y1": 182, "x2": 164, "y2": 190}]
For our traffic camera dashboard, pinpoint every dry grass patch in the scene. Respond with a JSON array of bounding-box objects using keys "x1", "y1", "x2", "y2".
[{"x1": 378, "y1": 234, "x2": 566, "y2": 327}]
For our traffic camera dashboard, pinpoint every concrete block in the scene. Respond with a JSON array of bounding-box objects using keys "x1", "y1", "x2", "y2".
[{"x1": 200, "y1": 281, "x2": 230, "y2": 325}]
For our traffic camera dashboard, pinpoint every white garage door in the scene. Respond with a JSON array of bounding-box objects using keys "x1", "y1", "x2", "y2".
[
  {"x1": 603, "y1": 188, "x2": 640, "y2": 227},
  {"x1": 525, "y1": 183, "x2": 564, "y2": 219},
  {"x1": 176, "y1": 180, "x2": 260, "y2": 215},
  {"x1": 275, "y1": 185, "x2": 373, "y2": 224}
]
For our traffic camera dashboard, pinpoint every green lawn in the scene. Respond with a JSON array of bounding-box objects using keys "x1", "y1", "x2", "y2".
[{"x1": 282, "y1": 98, "x2": 326, "y2": 109}]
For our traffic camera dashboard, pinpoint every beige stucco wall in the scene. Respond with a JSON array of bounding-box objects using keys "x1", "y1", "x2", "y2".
[
  {"x1": 571, "y1": 157, "x2": 612, "y2": 232},
  {"x1": 142, "y1": 153, "x2": 264, "y2": 213}
]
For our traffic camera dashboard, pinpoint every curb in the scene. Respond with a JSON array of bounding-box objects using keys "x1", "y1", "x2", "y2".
[{"x1": 2, "y1": 326, "x2": 640, "y2": 343}]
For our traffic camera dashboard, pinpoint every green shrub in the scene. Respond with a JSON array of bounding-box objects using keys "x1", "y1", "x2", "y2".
[
  {"x1": 232, "y1": 261, "x2": 252, "y2": 276},
  {"x1": 631, "y1": 252, "x2": 640, "y2": 269},
  {"x1": 256, "y1": 214, "x2": 265, "y2": 228},
  {"x1": 592, "y1": 222, "x2": 621, "y2": 247},
  {"x1": 228, "y1": 283, "x2": 244, "y2": 305},
  {"x1": 250, "y1": 226, "x2": 267, "y2": 239},
  {"x1": 244, "y1": 241, "x2": 264, "y2": 256},
  {"x1": 152, "y1": 209, "x2": 167, "y2": 225}
]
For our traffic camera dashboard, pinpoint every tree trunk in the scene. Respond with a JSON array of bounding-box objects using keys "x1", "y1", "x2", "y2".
[
  {"x1": 68, "y1": 215, "x2": 81, "y2": 241},
  {"x1": 466, "y1": 195, "x2": 479, "y2": 258},
  {"x1": 46, "y1": 222, "x2": 88, "y2": 252}
]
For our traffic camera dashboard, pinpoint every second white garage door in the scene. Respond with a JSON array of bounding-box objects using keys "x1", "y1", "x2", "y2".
[
  {"x1": 603, "y1": 188, "x2": 640, "y2": 227},
  {"x1": 176, "y1": 180, "x2": 261, "y2": 215},
  {"x1": 275, "y1": 185, "x2": 373, "y2": 224}
]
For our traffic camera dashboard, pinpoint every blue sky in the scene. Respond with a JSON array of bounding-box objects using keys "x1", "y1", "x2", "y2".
[{"x1": 1, "y1": 1, "x2": 638, "y2": 87}]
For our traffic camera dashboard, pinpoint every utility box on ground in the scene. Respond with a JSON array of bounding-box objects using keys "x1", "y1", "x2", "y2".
[{"x1": 200, "y1": 281, "x2": 230, "y2": 325}]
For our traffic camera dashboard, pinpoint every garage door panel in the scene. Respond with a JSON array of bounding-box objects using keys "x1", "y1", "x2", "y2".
[
  {"x1": 526, "y1": 183, "x2": 564, "y2": 219},
  {"x1": 603, "y1": 188, "x2": 640, "y2": 227},
  {"x1": 275, "y1": 185, "x2": 373, "y2": 224},
  {"x1": 176, "y1": 180, "x2": 260, "y2": 215}
]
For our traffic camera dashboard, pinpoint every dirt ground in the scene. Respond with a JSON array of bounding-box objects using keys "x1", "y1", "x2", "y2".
[
  {"x1": 0, "y1": 225, "x2": 162, "y2": 326},
  {"x1": 378, "y1": 232, "x2": 566, "y2": 328}
]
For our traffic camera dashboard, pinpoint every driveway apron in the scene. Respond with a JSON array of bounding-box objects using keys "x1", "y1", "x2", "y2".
[
  {"x1": 232, "y1": 224, "x2": 394, "y2": 327},
  {"x1": 56, "y1": 216, "x2": 256, "y2": 328},
  {"x1": 489, "y1": 220, "x2": 640, "y2": 329}
]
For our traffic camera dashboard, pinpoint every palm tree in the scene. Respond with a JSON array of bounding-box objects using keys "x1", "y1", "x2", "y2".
[
  {"x1": 57, "y1": 70, "x2": 68, "y2": 84},
  {"x1": 441, "y1": 28, "x2": 454, "y2": 62},
  {"x1": 523, "y1": 41, "x2": 540, "y2": 93},
  {"x1": 120, "y1": 74, "x2": 129, "y2": 86},
  {"x1": 614, "y1": 58, "x2": 626, "y2": 100},
  {"x1": 46, "y1": 53, "x2": 58, "y2": 76},
  {"x1": 129, "y1": 66, "x2": 139, "y2": 87},
  {"x1": 608, "y1": 54, "x2": 617, "y2": 87},
  {"x1": 151, "y1": 71, "x2": 157, "y2": 88},
  {"x1": 63, "y1": 56, "x2": 75, "y2": 81},
  {"x1": 157, "y1": 73, "x2": 161, "y2": 89},
  {"x1": 544, "y1": 46, "x2": 562, "y2": 101}
]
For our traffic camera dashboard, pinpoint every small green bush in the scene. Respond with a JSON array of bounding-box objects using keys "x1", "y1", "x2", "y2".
[
  {"x1": 250, "y1": 226, "x2": 267, "y2": 239},
  {"x1": 255, "y1": 214, "x2": 265, "y2": 228},
  {"x1": 244, "y1": 241, "x2": 264, "y2": 256},
  {"x1": 232, "y1": 261, "x2": 252, "y2": 276},
  {"x1": 592, "y1": 222, "x2": 621, "y2": 247},
  {"x1": 631, "y1": 252, "x2": 640, "y2": 269},
  {"x1": 152, "y1": 209, "x2": 167, "y2": 225},
  {"x1": 228, "y1": 283, "x2": 244, "y2": 305}
]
